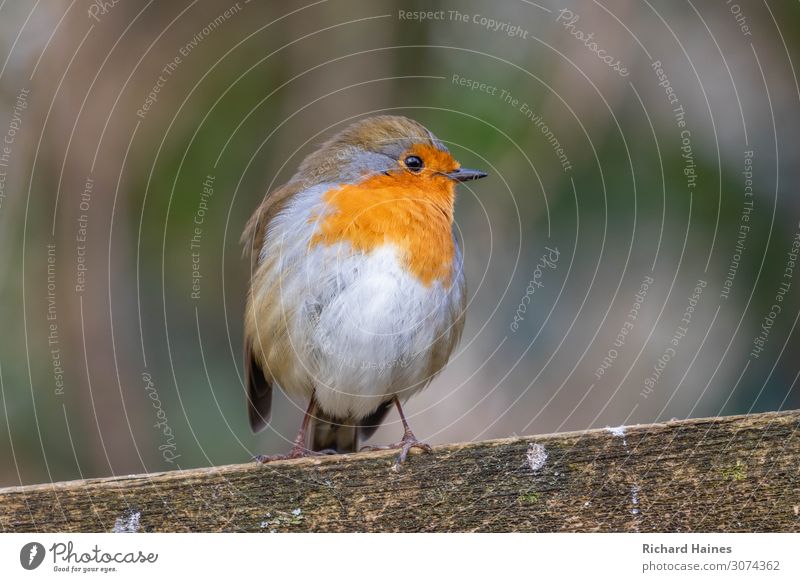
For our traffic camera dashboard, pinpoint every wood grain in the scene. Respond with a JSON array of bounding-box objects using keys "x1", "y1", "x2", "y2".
[{"x1": 1, "y1": 410, "x2": 798, "y2": 532}]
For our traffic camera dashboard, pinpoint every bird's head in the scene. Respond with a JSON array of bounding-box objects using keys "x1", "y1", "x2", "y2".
[{"x1": 293, "y1": 115, "x2": 487, "y2": 197}]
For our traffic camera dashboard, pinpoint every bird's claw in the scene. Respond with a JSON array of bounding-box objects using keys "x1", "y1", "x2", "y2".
[
  {"x1": 361, "y1": 431, "x2": 432, "y2": 467},
  {"x1": 396, "y1": 438, "x2": 432, "y2": 465}
]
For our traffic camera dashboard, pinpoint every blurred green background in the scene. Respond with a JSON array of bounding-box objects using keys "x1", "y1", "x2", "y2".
[{"x1": 1, "y1": 0, "x2": 799, "y2": 486}]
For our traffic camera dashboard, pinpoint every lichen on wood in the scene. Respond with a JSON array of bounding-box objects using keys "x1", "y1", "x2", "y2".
[{"x1": 1, "y1": 410, "x2": 798, "y2": 532}]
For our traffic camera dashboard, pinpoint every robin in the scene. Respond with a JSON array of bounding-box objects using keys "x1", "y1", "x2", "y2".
[{"x1": 241, "y1": 115, "x2": 486, "y2": 465}]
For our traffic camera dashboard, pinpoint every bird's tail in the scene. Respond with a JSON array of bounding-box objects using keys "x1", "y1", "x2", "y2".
[
  {"x1": 309, "y1": 400, "x2": 394, "y2": 453},
  {"x1": 310, "y1": 412, "x2": 358, "y2": 454}
]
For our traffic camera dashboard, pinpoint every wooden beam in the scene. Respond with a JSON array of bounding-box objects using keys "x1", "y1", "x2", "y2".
[{"x1": 1, "y1": 410, "x2": 798, "y2": 532}]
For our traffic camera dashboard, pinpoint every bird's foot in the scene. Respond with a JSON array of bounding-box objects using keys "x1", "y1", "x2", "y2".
[
  {"x1": 361, "y1": 430, "x2": 432, "y2": 466},
  {"x1": 253, "y1": 446, "x2": 337, "y2": 463}
]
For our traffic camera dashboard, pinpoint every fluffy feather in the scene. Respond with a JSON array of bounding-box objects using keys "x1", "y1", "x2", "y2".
[{"x1": 242, "y1": 116, "x2": 468, "y2": 451}]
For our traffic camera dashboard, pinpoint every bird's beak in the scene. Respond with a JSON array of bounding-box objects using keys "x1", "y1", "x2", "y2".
[{"x1": 446, "y1": 167, "x2": 488, "y2": 182}]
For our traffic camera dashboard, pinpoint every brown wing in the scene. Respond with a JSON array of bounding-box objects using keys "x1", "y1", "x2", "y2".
[
  {"x1": 240, "y1": 181, "x2": 303, "y2": 271},
  {"x1": 241, "y1": 181, "x2": 304, "y2": 433}
]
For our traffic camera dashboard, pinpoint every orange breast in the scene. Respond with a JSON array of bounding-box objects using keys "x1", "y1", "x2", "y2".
[{"x1": 309, "y1": 172, "x2": 457, "y2": 287}]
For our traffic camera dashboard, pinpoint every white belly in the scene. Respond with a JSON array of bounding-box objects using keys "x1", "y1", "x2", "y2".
[{"x1": 287, "y1": 244, "x2": 461, "y2": 419}]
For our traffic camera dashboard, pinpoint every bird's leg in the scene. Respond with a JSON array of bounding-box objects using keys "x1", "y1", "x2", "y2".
[
  {"x1": 254, "y1": 397, "x2": 333, "y2": 463},
  {"x1": 360, "y1": 398, "x2": 432, "y2": 465},
  {"x1": 392, "y1": 398, "x2": 433, "y2": 463}
]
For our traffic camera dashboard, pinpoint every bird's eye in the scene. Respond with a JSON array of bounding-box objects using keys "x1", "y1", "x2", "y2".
[{"x1": 404, "y1": 155, "x2": 424, "y2": 172}]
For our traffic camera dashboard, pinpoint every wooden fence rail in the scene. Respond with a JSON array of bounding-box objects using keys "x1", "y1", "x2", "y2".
[{"x1": 1, "y1": 410, "x2": 798, "y2": 532}]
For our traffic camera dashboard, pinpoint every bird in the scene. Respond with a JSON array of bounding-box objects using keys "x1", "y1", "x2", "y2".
[{"x1": 241, "y1": 115, "x2": 486, "y2": 465}]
